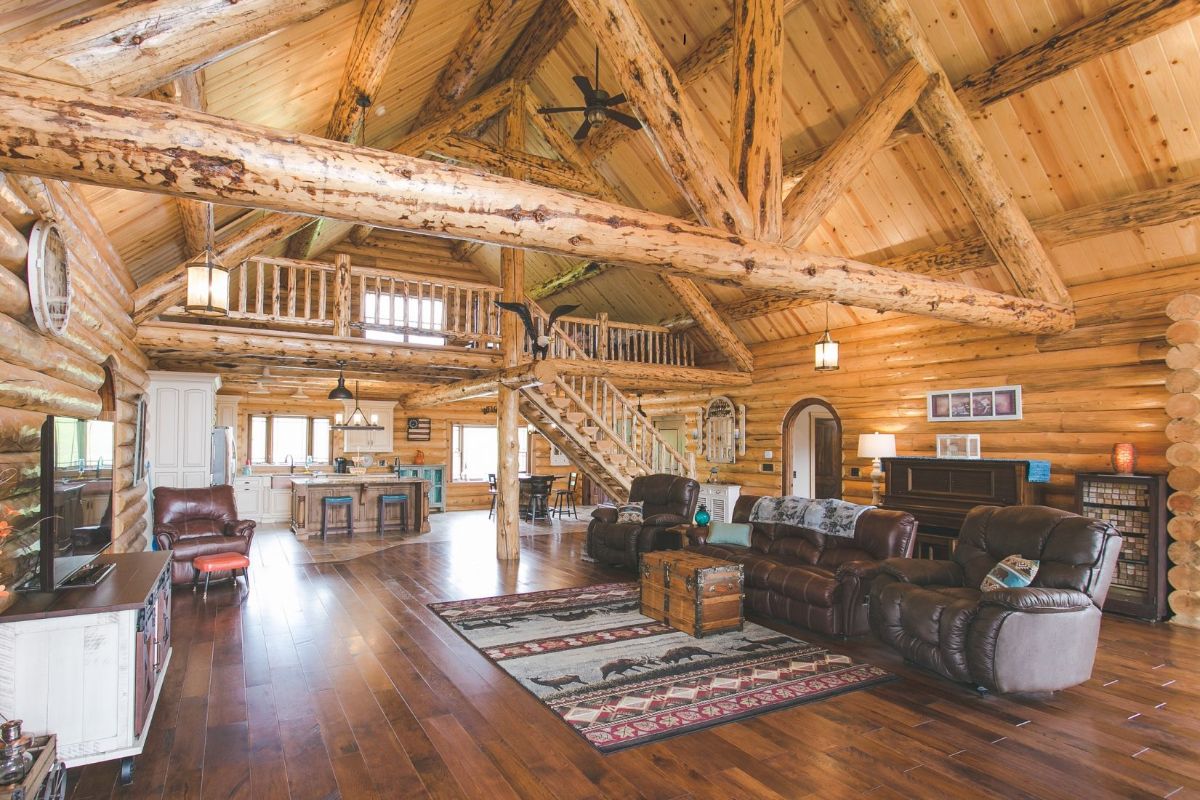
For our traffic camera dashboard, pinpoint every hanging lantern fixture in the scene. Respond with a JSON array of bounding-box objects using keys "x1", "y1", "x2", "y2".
[
  {"x1": 184, "y1": 203, "x2": 230, "y2": 316},
  {"x1": 814, "y1": 302, "x2": 839, "y2": 371}
]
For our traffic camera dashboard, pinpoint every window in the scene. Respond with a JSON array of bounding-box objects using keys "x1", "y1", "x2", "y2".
[
  {"x1": 249, "y1": 415, "x2": 332, "y2": 464},
  {"x1": 452, "y1": 424, "x2": 530, "y2": 482},
  {"x1": 364, "y1": 292, "x2": 446, "y2": 345}
]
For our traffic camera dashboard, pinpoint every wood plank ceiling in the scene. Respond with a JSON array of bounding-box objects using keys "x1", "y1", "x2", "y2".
[{"x1": 4, "y1": 0, "x2": 1198, "y2": 347}]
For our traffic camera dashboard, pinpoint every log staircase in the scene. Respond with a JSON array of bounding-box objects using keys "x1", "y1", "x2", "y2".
[{"x1": 519, "y1": 307, "x2": 695, "y2": 501}]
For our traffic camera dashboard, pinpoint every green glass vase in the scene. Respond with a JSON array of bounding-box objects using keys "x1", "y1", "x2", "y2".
[{"x1": 694, "y1": 503, "x2": 711, "y2": 526}]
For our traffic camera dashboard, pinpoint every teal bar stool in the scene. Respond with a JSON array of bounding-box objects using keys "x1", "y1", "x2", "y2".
[
  {"x1": 377, "y1": 493, "x2": 409, "y2": 535},
  {"x1": 320, "y1": 495, "x2": 354, "y2": 540}
]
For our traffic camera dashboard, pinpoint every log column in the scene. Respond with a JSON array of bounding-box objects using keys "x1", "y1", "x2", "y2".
[
  {"x1": 333, "y1": 254, "x2": 353, "y2": 338},
  {"x1": 1166, "y1": 293, "x2": 1200, "y2": 629},
  {"x1": 496, "y1": 100, "x2": 525, "y2": 562}
]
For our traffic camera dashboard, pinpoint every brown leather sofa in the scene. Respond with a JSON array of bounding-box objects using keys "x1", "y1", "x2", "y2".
[
  {"x1": 153, "y1": 485, "x2": 256, "y2": 585},
  {"x1": 870, "y1": 505, "x2": 1121, "y2": 694},
  {"x1": 686, "y1": 495, "x2": 917, "y2": 636},
  {"x1": 586, "y1": 474, "x2": 700, "y2": 570}
]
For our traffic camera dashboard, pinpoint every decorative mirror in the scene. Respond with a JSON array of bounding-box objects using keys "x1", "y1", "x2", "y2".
[
  {"x1": 704, "y1": 396, "x2": 737, "y2": 464},
  {"x1": 27, "y1": 220, "x2": 73, "y2": 337}
]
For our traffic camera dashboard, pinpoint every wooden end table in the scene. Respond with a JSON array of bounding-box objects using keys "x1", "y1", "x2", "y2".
[{"x1": 665, "y1": 524, "x2": 708, "y2": 549}]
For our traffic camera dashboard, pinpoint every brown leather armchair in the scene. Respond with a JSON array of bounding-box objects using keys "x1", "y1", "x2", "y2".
[
  {"x1": 153, "y1": 485, "x2": 256, "y2": 585},
  {"x1": 586, "y1": 474, "x2": 699, "y2": 570},
  {"x1": 870, "y1": 505, "x2": 1121, "y2": 694}
]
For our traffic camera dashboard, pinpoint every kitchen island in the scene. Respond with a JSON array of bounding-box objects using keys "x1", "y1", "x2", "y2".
[{"x1": 290, "y1": 474, "x2": 431, "y2": 537}]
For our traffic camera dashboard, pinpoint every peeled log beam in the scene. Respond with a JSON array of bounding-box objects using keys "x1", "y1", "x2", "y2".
[
  {"x1": 489, "y1": 0, "x2": 576, "y2": 85},
  {"x1": 851, "y1": 0, "x2": 1071, "y2": 307},
  {"x1": 730, "y1": 0, "x2": 783, "y2": 240},
  {"x1": 136, "y1": 322, "x2": 502, "y2": 372},
  {"x1": 1167, "y1": 345, "x2": 1200, "y2": 371},
  {"x1": 0, "y1": 71, "x2": 1074, "y2": 335},
  {"x1": 1167, "y1": 319, "x2": 1200, "y2": 345},
  {"x1": 662, "y1": 275, "x2": 754, "y2": 372},
  {"x1": 783, "y1": 0, "x2": 1200, "y2": 187},
  {"x1": 528, "y1": 260, "x2": 613, "y2": 300},
  {"x1": 134, "y1": 213, "x2": 314, "y2": 323},
  {"x1": 0, "y1": 360, "x2": 102, "y2": 417},
  {"x1": 153, "y1": 72, "x2": 212, "y2": 254},
  {"x1": 0, "y1": 215, "x2": 26, "y2": 272},
  {"x1": 1168, "y1": 369, "x2": 1200, "y2": 395},
  {"x1": 1170, "y1": 466, "x2": 1200, "y2": 493},
  {"x1": 568, "y1": 0, "x2": 753, "y2": 235},
  {"x1": 0, "y1": 174, "x2": 36, "y2": 231},
  {"x1": 428, "y1": 135, "x2": 599, "y2": 197},
  {"x1": 781, "y1": 59, "x2": 929, "y2": 246},
  {"x1": 0, "y1": 312, "x2": 107, "y2": 391},
  {"x1": 0, "y1": 0, "x2": 354, "y2": 97},
  {"x1": 403, "y1": 362, "x2": 557, "y2": 408},
  {"x1": 1168, "y1": 294, "x2": 1200, "y2": 322},
  {"x1": 1167, "y1": 442, "x2": 1200, "y2": 467}
]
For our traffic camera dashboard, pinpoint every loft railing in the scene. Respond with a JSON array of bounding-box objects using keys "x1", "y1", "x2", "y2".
[
  {"x1": 555, "y1": 313, "x2": 695, "y2": 366},
  {"x1": 354, "y1": 266, "x2": 501, "y2": 346},
  {"x1": 230, "y1": 256, "x2": 335, "y2": 327}
]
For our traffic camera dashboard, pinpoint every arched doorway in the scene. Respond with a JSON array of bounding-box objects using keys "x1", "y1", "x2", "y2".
[{"x1": 781, "y1": 399, "x2": 842, "y2": 499}]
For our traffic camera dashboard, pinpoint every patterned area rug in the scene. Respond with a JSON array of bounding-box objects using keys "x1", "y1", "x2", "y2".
[{"x1": 429, "y1": 582, "x2": 895, "y2": 753}]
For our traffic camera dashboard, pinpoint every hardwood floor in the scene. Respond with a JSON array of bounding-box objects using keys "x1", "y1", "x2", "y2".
[{"x1": 68, "y1": 512, "x2": 1200, "y2": 800}]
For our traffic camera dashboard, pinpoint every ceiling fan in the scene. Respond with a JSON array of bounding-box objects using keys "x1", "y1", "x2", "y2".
[{"x1": 537, "y1": 47, "x2": 643, "y2": 141}]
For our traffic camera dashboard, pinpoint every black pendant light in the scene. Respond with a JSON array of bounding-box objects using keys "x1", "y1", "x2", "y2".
[{"x1": 327, "y1": 361, "x2": 354, "y2": 400}]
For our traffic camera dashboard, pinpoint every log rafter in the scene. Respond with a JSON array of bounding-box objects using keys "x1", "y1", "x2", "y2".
[
  {"x1": 0, "y1": 69, "x2": 1074, "y2": 335},
  {"x1": 730, "y1": 0, "x2": 784, "y2": 241},
  {"x1": 488, "y1": 0, "x2": 576, "y2": 85},
  {"x1": 850, "y1": 0, "x2": 1071, "y2": 307},
  {"x1": 286, "y1": 0, "x2": 418, "y2": 259}
]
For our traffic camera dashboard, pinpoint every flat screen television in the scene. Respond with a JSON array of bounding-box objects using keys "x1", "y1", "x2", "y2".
[{"x1": 15, "y1": 416, "x2": 115, "y2": 591}]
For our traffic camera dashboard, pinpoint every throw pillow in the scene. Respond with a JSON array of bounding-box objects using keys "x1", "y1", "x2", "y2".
[
  {"x1": 980, "y1": 555, "x2": 1040, "y2": 592},
  {"x1": 616, "y1": 501, "x2": 644, "y2": 524},
  {"x1": 707, "y1": 522, "x2": 752, "y2": 548}
]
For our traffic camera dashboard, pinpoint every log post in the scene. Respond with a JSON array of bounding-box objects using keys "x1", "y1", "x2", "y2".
[
  {"x1": 730, "y1": 0, "x2": 783, "y2": 241},
  {"x1": 332, "y1": 254, "x2": 353, "y2": 339},
  {"x1": 497, "y1": 100, "x2": 526, "y2": 562},
  {"x1": 597, "y1": 312, "x2": 610, "y2": 360}
]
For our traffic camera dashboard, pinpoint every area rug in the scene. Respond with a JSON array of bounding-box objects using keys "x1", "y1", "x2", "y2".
[{"x1": 428, "y1": 582, "x2": 895, "y2": 753}]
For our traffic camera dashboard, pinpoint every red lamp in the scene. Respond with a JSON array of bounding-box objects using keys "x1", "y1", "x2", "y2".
[{"x1": 1111, "y1": 443, "x2": 1137, "y2": 475}]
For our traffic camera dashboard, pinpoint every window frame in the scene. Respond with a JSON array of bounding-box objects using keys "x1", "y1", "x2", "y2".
[
  {"x1": 248, "y1": 414, "x2": 333, "y2": 465},
  {"x1": 451, "y1": 423, "x2": 531, "y2": 483}
]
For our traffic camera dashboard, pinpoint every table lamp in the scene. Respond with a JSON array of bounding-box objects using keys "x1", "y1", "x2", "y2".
[{"x1": 858, "y1": 432, "x2": 896, "y2": 505}]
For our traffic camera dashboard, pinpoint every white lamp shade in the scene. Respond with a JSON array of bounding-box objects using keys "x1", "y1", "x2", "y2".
[
  {"x1": 858, "y1": 432, "x2": 896, "y2": 459},
  {"x1": 185, "y1": 257, "x2": 230, "y2": 316}
]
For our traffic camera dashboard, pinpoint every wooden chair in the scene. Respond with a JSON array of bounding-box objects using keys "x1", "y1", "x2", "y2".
[{"x1": 552, "y1": 472, "x2": 579, "y2": 519}]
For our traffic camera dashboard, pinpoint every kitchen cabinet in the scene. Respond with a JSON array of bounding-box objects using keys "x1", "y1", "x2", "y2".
[
  {"x1": 148, "y1": 372, "x2": 218, "y2": 489},
  {"x1": 338, "y1": 401, "x2": 395, "y2": 453},
  {"x1": 0, "y1": 553, "x2": 172, "y2": 783},
  {"x1": 696, "y1": 483, "x2": 742, "y2": 524},
  {"x1": 232, "y1": 476, "x2": 264, "y2": 519}
]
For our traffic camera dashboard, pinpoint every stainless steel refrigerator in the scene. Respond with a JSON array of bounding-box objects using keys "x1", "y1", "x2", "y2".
[{"x1": 211, "y1": 426, "x2": 235, "y2": 485}]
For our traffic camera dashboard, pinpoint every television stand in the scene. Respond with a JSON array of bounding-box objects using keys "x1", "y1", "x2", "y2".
[{"x1": 58, "y1": 561, "x2": 115, "y2": 588}]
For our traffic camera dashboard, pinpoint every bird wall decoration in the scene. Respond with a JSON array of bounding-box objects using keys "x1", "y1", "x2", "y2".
[{"x1": 495, "y1": 302, "x2": 580, "y2": 359}]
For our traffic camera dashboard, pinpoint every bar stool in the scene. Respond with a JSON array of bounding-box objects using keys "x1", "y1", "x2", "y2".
[
  {"x1": 377, "y1": 493, "x2": 409, "y2": 535},
  {"x1": 320, "y1": 495, "x2": 354, "y2": 541},
  {"x1": 552, "y1": 472, "x2": 579, "y2": 519},
  {"x1": 525, "y1": 476, "x2": 553, "y2": 522}
]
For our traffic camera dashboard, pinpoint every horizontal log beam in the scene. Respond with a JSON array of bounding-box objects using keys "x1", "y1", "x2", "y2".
[
  {"x1": 0, "y1": 71, "x2": 1074, "y2": 334},
  {"x1": 528, "y1": 260, "x2": 613, "y2": 300},
  {"x1": 136, "y1": 322, "x2": 502, "y2": 372},
  {"x1": 402, "y1": 361, "x2": 557, "y2": 408},
  {"x1": 427, "y1": 135, "x2": 599, "y2": 197}
]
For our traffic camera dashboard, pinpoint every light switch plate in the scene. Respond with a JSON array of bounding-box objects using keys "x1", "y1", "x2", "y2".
[{"x1": 763, "y1": 450, "x2": 774, "y2": 459}]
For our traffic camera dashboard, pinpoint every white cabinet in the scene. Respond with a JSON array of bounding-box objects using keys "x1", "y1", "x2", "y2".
[
  {"x1": 215, "y1": 397, "x2": 239, "y2": 430},
  {"x1": 339, "y1": 401, "x2": 395, "y2": 453},
  {"x1": 264, "y1": 485, "x2": 292, "y2": 523},
  {"x1": 232, "y1": 476, "x2": 264, "y2": 519},
  {"x1": 697, "y1": 483, "x2": 741, "y2": 524},
  {"x1": 148, "y1": 372, "x2": 219, "y2": 490}
]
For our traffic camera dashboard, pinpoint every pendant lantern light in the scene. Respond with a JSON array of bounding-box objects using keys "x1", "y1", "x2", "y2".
[
  {"x1": 331, "y1": 381, "x2": 384, "y2": 431},
  {"x1": 814, "y1": 302, "x2": 839, "y2": 372},
  {"x1": 327, "y1": 361, "x2": 354, "y2": 400},
  {"x1": 184, "y1": 203, "x2": 230, "y2": 316}
]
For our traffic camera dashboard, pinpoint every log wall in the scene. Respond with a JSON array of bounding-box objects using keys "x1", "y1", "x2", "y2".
[
  {"x1": 0, "y1": 173, "x2": 149, "y2": 593},
  {"x1": 645, "y1": 266, "x2": 1183, "y2": 525},
  {"x1": 1164, "y1": 293, "x2": 1200, "y2": 630}
]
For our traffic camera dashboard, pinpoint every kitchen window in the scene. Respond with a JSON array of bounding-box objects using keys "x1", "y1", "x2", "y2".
[
  {"x1": 451, "y1": 424, "x2": 530, "y2": 482},
  {"x1": 249, "y1": 415, "x2": 332, "y2": 465}
]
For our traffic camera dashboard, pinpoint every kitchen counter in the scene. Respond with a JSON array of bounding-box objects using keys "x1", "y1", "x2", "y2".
[{"x1": 290, "y1": 475, "x2": 430, "y2": 537}]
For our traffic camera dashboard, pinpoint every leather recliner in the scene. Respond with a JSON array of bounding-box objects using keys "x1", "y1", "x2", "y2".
[
  {"x1": 870, "y1": 504, "x2": 1122, "y2": 694},
  {"x1": 153, "y1": 485, "x2": 256, "y2": 585},
  {"x1": 687, "y1": 495, "x2": 917, "y2": 636},
  {"x1": 586, "y1": 474, "x2": 700, "y2": 570}
]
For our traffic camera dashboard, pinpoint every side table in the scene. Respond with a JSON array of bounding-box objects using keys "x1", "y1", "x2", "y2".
[{"x1": 664, "y1": 524, "x2": 708, "y2": 549}]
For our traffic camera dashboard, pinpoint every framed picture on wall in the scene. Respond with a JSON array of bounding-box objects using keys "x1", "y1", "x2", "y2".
[
  {"x1": 549, "y1": 441, "x2": 570, "y2": 467},
  {"x1": 928, "y1": 385, "x2": 1022, "y2": 422}
]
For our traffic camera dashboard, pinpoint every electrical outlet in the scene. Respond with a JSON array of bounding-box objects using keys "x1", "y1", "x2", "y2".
[{"x1": 760, "y1": 463, "x2": 774, "y2": 473}]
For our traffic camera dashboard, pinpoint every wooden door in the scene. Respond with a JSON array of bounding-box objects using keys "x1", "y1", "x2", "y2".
[{"x1": 813, "y1": 417, "x2": 842, "y2": 499}]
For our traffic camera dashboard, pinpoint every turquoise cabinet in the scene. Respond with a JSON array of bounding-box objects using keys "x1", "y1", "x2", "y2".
[{"x1": 394, "y1": 464, "x2": 445, "y2": 511}]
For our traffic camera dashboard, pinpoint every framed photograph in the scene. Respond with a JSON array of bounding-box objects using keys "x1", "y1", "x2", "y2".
[
  {"x1": 928, "y1": 385, "x2": 1022, "y2": 422},
  {"x1": 549, "y1": 441, "x2": 570, "y2": 467},
  {"x1": 937, "y1": 433, "x2": 981, "y2": 459}
]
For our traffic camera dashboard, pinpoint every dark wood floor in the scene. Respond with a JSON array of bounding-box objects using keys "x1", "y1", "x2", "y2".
[{"x1": 68, "y1": 512, "x2": 1200, "y2": 800}]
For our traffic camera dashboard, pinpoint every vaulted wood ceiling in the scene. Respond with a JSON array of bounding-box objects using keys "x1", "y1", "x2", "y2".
[{"x1": 4, "y1": 0, "x2": 1198, "y2": 349}]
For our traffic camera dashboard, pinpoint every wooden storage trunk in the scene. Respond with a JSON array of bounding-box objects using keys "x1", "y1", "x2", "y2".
[{"x1": 640, "y1": 551, "x2": 744, "y2": 638}]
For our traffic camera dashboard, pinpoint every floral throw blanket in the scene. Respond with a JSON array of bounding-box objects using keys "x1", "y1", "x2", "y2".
[{"x1": 748, "y1": 496, "x2": 874, "y2": 538}]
